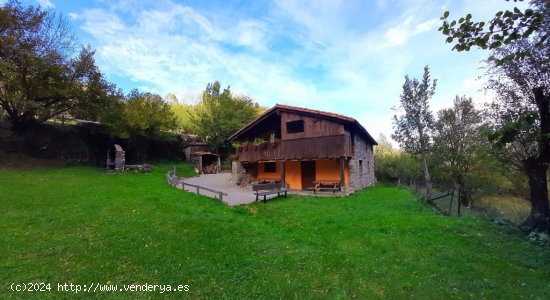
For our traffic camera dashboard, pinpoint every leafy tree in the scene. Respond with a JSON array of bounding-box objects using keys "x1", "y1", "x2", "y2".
[
  {"x1": 393, "y1": 66, "x2": 436, "y2": 200},
  {"x1": 485, "y1": 38, "x2": 550, "y2": 231},
  {"x1": 432, "y1": 96, "x2": 486, "y2": 206},
  {"x1": 193, "y1": 81, "x2": 262, "y2": 154},
  {"x1": 171, "y1": 102, "x2": 200, "y2": 134},
  {"x1": 104, "y1": 89, "x2": 176, "y2": 160},
  {"x1": 120, "y1": 89, "x2": 176, "y2": 138},
  {"x1": 164, "y1": 93, "x2": 178, "y2": 104},
  {"x1": 439, "y1": 0, "x2": 549, "y2": 61},
  {"x1": 0, "y1": 1, "x2": 118, "y2": 133},
  {"x1": 374, "y1": 134, "x2": 422, "y2": 185}
]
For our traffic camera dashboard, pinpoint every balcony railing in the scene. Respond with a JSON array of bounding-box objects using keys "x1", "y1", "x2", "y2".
[{"x1": 236, "y1": 135, "x2": 352, "y2": 162}]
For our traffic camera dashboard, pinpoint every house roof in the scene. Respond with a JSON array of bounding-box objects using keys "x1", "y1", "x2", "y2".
[
  {"x1": 190, "y1": 151, "x2": 220, "y2": 157},
  {"x1": 229, "y1": 104, "x2": 377, "y2": 145}
]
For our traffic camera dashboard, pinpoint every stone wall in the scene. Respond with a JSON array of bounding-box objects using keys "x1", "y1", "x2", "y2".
[{"x1": 348, "y1": 135, "x2": 375, "y2": 189}]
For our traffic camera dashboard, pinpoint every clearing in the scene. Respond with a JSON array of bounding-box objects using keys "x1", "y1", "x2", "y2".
[{"x1": 1, "y1": 163, "x2": 549, "y2": 299}]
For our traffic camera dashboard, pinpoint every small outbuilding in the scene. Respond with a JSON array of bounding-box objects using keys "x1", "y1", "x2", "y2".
[
  {"x1": 183, "y1": 143, "x2": 210, "y2": 161},
  {"x1": 189, "y1": 151, "x2": 221, "y2": 174}
]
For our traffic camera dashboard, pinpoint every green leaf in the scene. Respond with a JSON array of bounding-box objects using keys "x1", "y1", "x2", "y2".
[
  {"x1": 446, "y1": 37, "x2": 454, "y2": 43},
  {"x1": 443, "y1": 11, "x2": 449, "y2": 19}
]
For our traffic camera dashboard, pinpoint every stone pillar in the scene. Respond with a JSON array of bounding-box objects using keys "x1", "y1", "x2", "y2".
[
  {"x1": 231, "y1": 161, "x2": 245, "y2": 184},
  {"x1": 339, "y1": 158, "x2": 347, "y2": 194},
  {"x1": 114, "y1": 144, "x2": 125, "y2": 171}
]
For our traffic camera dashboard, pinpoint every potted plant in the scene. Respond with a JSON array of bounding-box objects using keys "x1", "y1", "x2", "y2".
[
  {"x1": 252, "y1": 138, "x2": 265, "y2": 150},
  {"x1": 232, "y1": 141, "x2": 243, "y2": 152},
  {"x1": 270, "y1": 133, "x2": 278, "y2": 148}
]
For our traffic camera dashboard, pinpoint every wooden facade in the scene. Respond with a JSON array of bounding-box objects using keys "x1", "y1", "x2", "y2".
[
  {"x1": 230, "y1": 104, "x2": 377, "y2": 192},
  {"x1": 237, "y1": 134, "x2": 352, "y2": 162}
]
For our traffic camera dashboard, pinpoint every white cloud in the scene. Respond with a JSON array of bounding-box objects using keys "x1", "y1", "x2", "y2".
[
  {"x1": 381, "y1": 17, "x2": 438, "y2": 48},
  {"x1": 37, "y1": 0, "x2": 54, "y2": 8},
  {"x1": 71, "y1": 0, "x2": 513, "y2": 147},
  {"x1": 68, "y1": 12, "x2": 79, "y2": 20}
]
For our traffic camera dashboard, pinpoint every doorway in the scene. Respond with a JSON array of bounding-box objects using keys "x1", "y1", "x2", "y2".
[{"x1": 301, "y1": 160, "x2": 316, "y2": 189}]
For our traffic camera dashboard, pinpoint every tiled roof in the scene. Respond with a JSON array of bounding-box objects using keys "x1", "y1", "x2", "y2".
[
  {"x1": 191, "y1": 151, "x2": 220, "y2": 156},
  {"x1": 275, "y1": 104, "x2": 356, "y2": 123}
]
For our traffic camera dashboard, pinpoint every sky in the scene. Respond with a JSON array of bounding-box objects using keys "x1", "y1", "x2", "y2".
[{"x1": 9, "y1": 0, "x2": 526, "y2": 144}]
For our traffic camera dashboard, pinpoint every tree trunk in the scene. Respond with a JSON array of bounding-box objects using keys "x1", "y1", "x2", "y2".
[
  {"x1": 421, "y1": 152, "x2": 432, "y2": 201},
  {"x1": 521, "y1": 159, "x2": 550, "y2": 232},
  {"x1": 521, "y1": 88, "x2": 550, "y2": 232}
]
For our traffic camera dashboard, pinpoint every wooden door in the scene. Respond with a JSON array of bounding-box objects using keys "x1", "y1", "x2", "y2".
[{"x1": 301, "y1": 161, "x2": 316, "y2": 189}]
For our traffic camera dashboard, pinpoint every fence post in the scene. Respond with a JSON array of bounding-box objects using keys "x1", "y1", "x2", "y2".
[
  {"x1": 457, "y1": 188, "x2": 462, "y2": 217},
  {"x1": 448, "y1": 190, "x2": 454, "y2": 216},
  {"x1": 196, "y1": 186, "x2": 200, "y2": 194}
]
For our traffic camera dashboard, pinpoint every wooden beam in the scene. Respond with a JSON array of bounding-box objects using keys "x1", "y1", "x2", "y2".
[
  {"x1": 339, "y1": 158, "x2": 346, "y2": 194},
  {"x1": 280, "y1": 160, "x2": 286, "y2": 187}
]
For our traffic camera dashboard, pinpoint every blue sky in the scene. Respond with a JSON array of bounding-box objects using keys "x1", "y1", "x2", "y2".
[{"x1": 13, "y1": 0, "x2": 524, "y2": 143}]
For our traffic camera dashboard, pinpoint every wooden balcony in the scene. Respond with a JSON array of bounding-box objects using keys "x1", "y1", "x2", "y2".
[{"x1": 236, "y1": 135, "x2": 352, "y2": 162}]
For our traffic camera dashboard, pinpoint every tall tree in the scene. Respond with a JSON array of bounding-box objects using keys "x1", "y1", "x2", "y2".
[
  {"x1": 0, "y1": 1, "x2": 117, "y2": 133},
  {"x1": 393, "y1": 66, "x2": 437, "y2": 200},
  {"x1": 171, "y1": 102, "x2": 200, "y2": 134},
  {"x1": 104, "y1": 89, "x2": 176, "y2": 161},
  {"x1": 432, "y1": 96, "x2": 485, "y2": 205},
  {"x1": 485, "y1": 38, "x2": 550, "y2": 232},
  {"x1": 193, "y1": 81, "x2": 262, "y2": 154},
  {"x1": 121, "y1": 89, "x2": 176, "y2": 138}
]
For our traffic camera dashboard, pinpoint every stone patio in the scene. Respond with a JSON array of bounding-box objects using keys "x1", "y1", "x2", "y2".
[
  {"x1": 170, "y1": 171, "x2": 352, "y2": 206},
  {"x1": 178, "y1": 172, "x2": 272, "y2": 205}
]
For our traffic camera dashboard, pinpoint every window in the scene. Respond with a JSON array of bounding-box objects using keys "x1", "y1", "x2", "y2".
[
  {"x1": 359, "y1": 160, "x2": 363, "y2": 174},
  {"x1": 286, "y1": 120, "x2": 304, "y2": 133},
  {"x1": 264, "y1": 162, "x2": 277, "y2": 173}
]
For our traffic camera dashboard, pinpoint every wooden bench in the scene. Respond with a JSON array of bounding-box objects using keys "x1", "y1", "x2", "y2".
[
  {"x1": 313, "y1": 180, "x2": 340, "y2": 195},
  {"x1": 257, "y1": 177, "x2": 280, "y2": 184},
  {"x1": 252, "y1": 182, "x2": 288, "y2": 203}
]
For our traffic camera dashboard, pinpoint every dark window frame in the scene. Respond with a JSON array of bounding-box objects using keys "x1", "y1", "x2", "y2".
[
  {"x1": 264, "y1": 162, "x2": 277, "y2": 173},
  {"x1": 286, "y1": 120, "x2": 304, "y2": 134}
]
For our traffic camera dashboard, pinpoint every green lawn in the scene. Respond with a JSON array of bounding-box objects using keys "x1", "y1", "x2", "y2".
[{"x1": 1, "y1": 163, "x2": 549, "y2": 299}]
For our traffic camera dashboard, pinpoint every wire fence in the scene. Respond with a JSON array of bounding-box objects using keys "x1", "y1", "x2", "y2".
[{"x1": 404, "y1": 180, "x2": 464, "y2": 217}]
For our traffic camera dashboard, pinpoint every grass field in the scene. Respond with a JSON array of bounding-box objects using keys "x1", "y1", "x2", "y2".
[{"x1": 1, "y1": 163, "x2": 549, "y2": 299}]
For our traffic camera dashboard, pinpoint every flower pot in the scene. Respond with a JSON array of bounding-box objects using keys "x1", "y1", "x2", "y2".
[{"x1": 271, "y1": 142, "x2": 277, "y2": 148}]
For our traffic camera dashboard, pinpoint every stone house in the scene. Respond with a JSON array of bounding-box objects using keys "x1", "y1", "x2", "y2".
[{"x1": 229, "y1": 104, "x2": 377, "y2": 193}]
